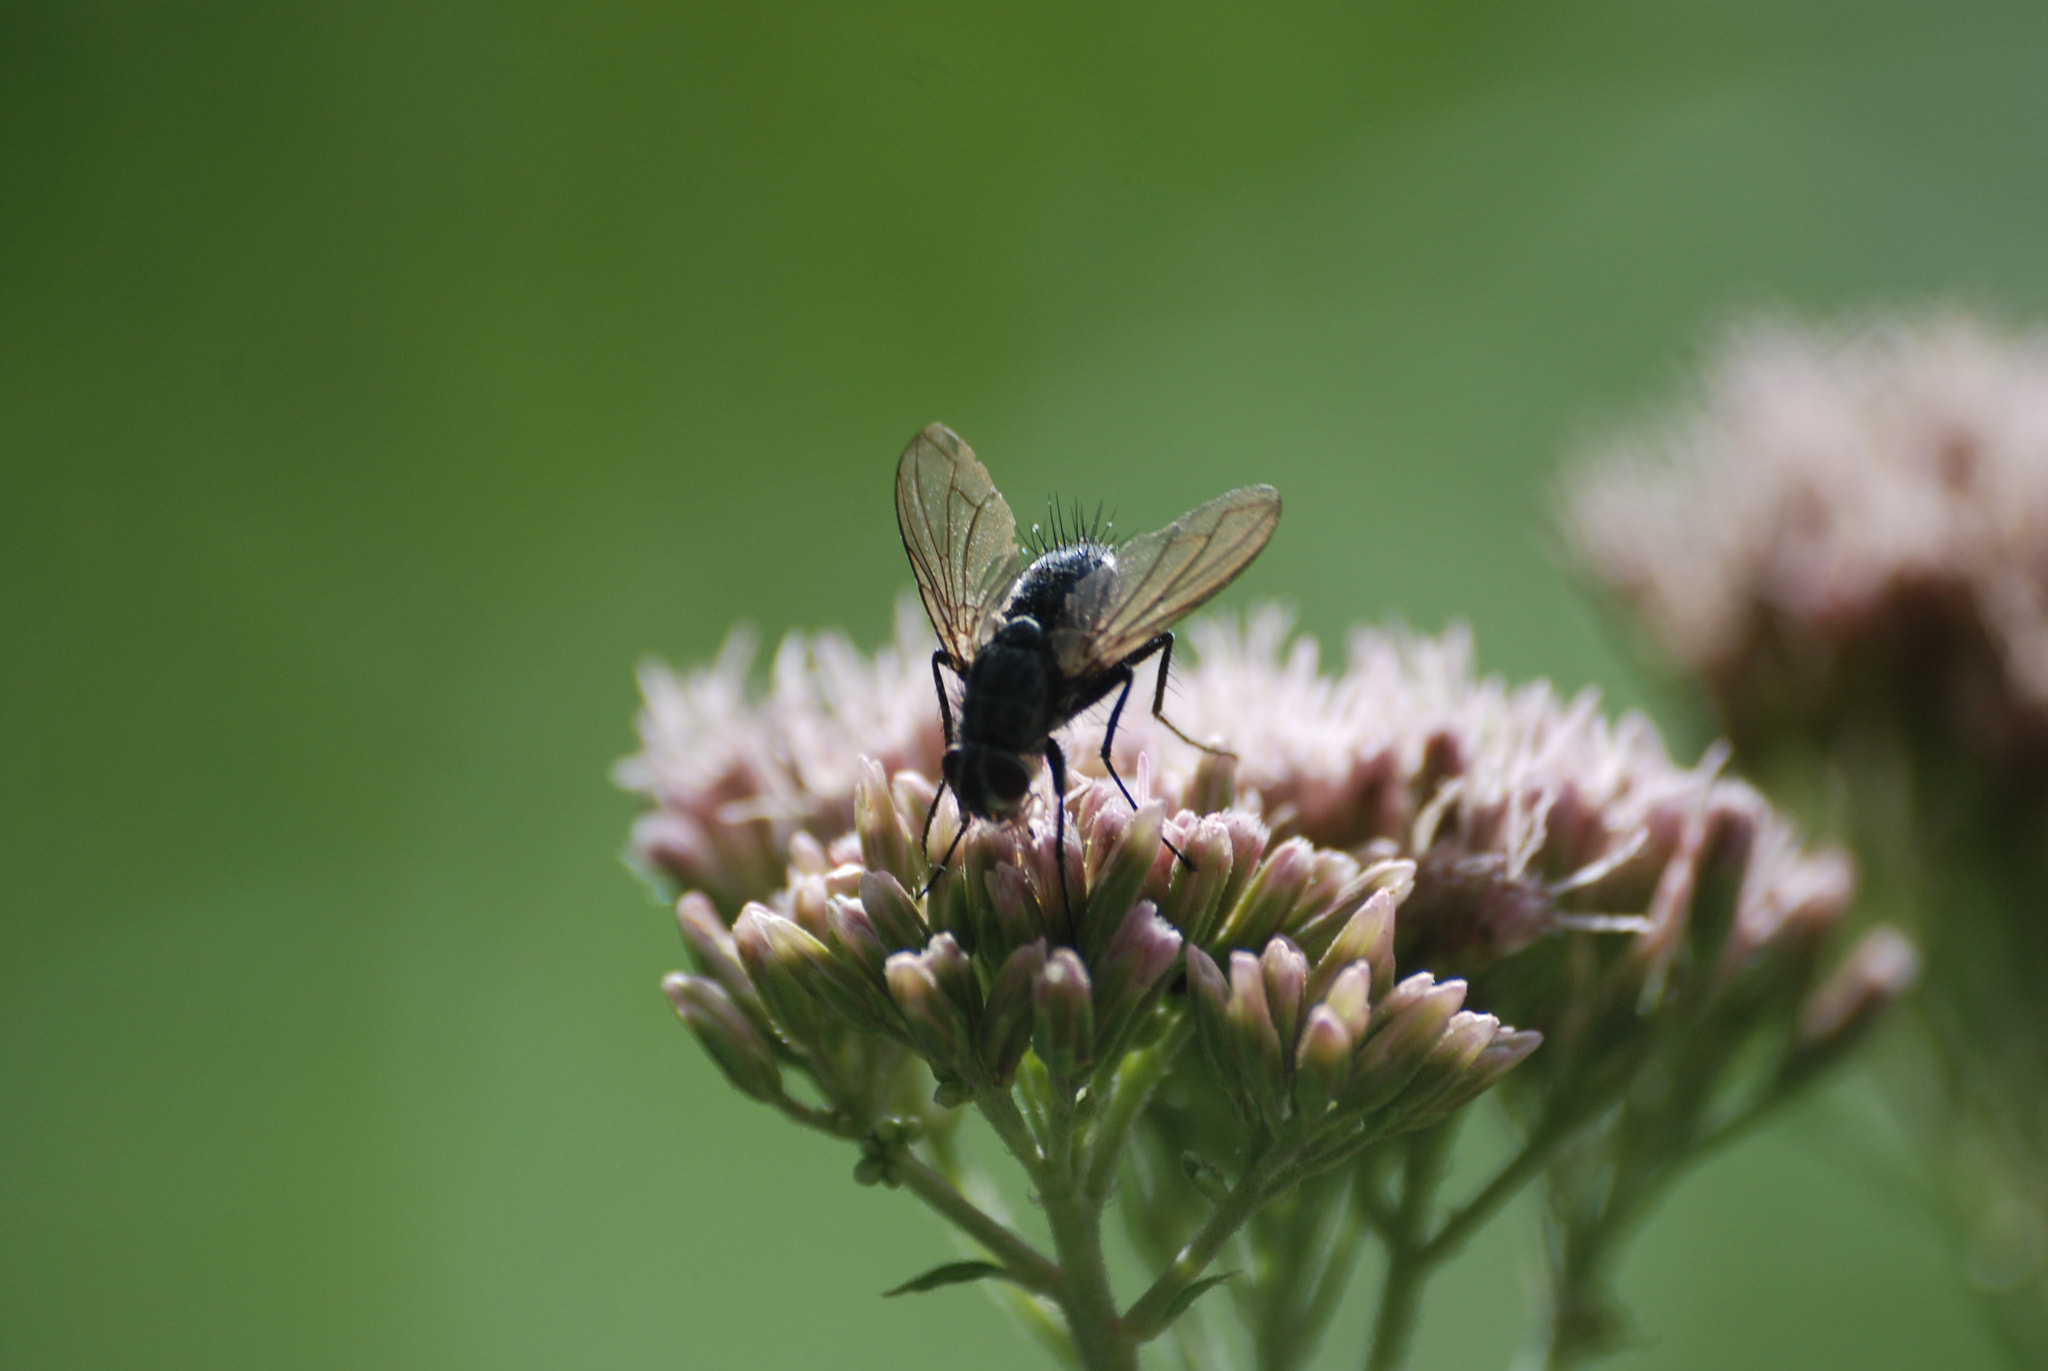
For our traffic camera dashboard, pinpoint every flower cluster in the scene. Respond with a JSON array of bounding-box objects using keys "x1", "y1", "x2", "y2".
[
  {"x1": 661, "y1": 739, "x2": 1531, "y2": 1148},
  {"x1": 1565, "y1": 313, "x2": 2048, "y2": 775},
  {"x1": 626, "y1": 606, "x2": 1904, "y2": 1371},
  {"x1": 1566, "y1": 312, "x2": 2048, "y2": 1366}
]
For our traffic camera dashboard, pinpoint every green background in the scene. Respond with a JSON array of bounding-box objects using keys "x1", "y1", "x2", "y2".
[{"x1": 4, "y1": 2, "x2": 2036, "y2": 1367}]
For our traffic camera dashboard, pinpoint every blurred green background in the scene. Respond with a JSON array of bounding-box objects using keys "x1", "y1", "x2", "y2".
[{"x1": 5, "y1": 2, "x2": 2040, "y2": 1367}]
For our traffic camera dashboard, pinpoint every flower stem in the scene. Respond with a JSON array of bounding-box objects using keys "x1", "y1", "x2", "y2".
[
  {"x1": 1085, "y1": 1018, "x2": 1192, "y2": 1202},
  {"x1": 890, "y1": 1149, "x2": 1064, "y2": 1296},
  {"x1": 1363, "y1": 1124, "x2": 1455, "y2": 1371},
  {"x1": 1123, "y1": 1140, "x2": 1294, "y2": 1342},
  {"x1": 1043, "y1": 1184, "x2": 1134, "y2": 1371},
  {"x1": 1041, "y1": 1075, "x2": 1136, "y2": 1371}
]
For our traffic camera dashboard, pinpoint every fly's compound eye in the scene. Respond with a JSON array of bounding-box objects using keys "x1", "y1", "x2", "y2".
[{"x1": 982, "y1": 753, "x2": 1033, "y2": 811}]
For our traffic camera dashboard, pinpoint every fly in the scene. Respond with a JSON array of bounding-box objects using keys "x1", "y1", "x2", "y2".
[{"x1": 894, "y1": 421, "x2": 1282, "y2": 909}]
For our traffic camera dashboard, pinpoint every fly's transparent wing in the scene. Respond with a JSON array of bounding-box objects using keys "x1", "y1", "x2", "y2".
[
  {"x1": 895, "y1": 423, "x2": 1024, "y2": 666},
  {"x1": 1056, "y1": 485, "x2": 1281, "y2": 674}
]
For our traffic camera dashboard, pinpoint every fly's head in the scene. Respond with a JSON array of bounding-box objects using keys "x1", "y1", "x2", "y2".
[{"x1": 944, "y1": 743, "x2": 1036, "y2": 822}]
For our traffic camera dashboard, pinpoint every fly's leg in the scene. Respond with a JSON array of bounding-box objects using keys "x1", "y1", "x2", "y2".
[
  {"x1": 921, "y1": 651, "x2": 959, "y2": 863},
  {"x1": 1045, "y1": 738, "x2": 1073, "y2": 918},
  {"x1": 1127, "y1": 632, "x2": 1233, "y2": 757},
  {"x1": 1098, "y1": 665, "x2": 1194, "y2": 871},
  {"x1": 929, "y1": 651, "x2": 958, "y2": 745},
  {"x1": 920, "y1": 822, "x2": 968, "y2": 900}
]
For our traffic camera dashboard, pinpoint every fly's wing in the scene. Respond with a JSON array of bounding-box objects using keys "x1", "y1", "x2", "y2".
[
  {"x1": 895, "y1": 422, "x2": 1024, "y2": 667},
  {"x1": 1056, "y1": 485, "x2": 1281, "y2": 674}
]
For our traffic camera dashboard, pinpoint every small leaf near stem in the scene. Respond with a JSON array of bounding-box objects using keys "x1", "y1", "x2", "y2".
[
  {"x1": 884, "y1": 1260, "x2": 1015, "y2": 1297},
  {"x1": 1157, "y1": 1271, "x2": 1239, "y2": 1330}
]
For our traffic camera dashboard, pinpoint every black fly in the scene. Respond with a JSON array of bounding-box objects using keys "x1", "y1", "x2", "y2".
[{"x1": 895, "y1": 422, "x2": 1282, "y2": 910}]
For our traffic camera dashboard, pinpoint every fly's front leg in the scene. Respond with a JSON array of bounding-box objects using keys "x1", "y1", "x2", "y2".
[
  {"x1": 922, "y1": 651, "x2": 959, "y2": 860},
  {"x1": 1044, "y1": 738, "x2": 1073, "y2": 917},
  {"x1": 1098, "y1": 662, "x2": 1193, "y2": 871},
  {"x1": 929, "y1": 650, "x2": 958, "y2": 745},
  {"x1": 1131, "y1": 632, "x2": 1233, "y2": 757}
]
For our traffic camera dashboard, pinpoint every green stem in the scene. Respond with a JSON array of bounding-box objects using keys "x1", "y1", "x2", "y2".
[
  {"x1": 1124, "y1": 1141, "x2": 1295, "y2": 1342},
  {"x1": 890, "y1": 1150, "x2": 1064, "y2": 1296},
  {"x1": 978, "y1": 1082, "x2": 1049, "y2": 1184},
  {"x1": 770, "y1": 1091, "x2": 858, "y2": 1138},
  {"x1": 1415, "y1": 1128, "x2": 1560, "y2": 1264},
  {"x1": 1363, "y1": 1123, "x2": 1456, "y2": 1371},
  {"x1": 1043, "y1": 1183, "x2": 1134, "y2": 1371},
  {"x1": 1085, "y1": 1019, "x2": 1191, "y2": 1201},
  {"x1": 1041, "y1": 1075, "x2": 1136, "y2": 1371}
]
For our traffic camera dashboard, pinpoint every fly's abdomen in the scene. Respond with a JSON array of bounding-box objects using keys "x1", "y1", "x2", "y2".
[{"x1": 960, "y1": 639, "x2": 1057, "y2": 752}]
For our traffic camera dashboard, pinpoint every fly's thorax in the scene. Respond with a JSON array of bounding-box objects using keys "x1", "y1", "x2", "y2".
[
  {"x1": 1004, "y1": 542, "x2": 1115, "y2": 628},
  {"x1": 944, "y1": 743, "x2": 1036, "y2": 820}
]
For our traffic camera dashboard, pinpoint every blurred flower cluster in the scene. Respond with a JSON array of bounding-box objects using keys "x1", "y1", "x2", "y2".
[
  {"x1": 1567, "y1": 314, "x2": 2048, "y2": 775},
  {"x1": 622, "y1": 602, "x2": 1900, "y2": 1370},
  {"x1": 1569, "y1": 313, "x2": 2048, "y2": 1365}
]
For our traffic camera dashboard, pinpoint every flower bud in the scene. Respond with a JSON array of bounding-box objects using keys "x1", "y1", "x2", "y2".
[
  {"x1": 1185, "y1": 749, "x2": 1237, "y2": 815},
  {"x1": 1293, "y1": 1006, "x2": 1356, "y2": 1115},
  {"x1": 1790, "y1": 925, "x2": 1918, "y2": 1075},
  {"x1": 859, "y1": 870, "x2": 930, "y2": 953},
  {"x1": 1215, "y1": 838, "x2": 1316, "y2": 950},
  {"x1": 856, "y1": 758, "x2": 920, "y2": 890},
  {"x1": 676, "y1": 893, "x2": 770, "y2": 1030},
  {"x1": 1212, "y1": 811, "x2": 1271, "y2": 932},
  {"x1": 1157, "y1": 815, "x2": 1236, "y2": 947},
  {"x1": 1319, "y1": 961, "x2": 1373, "y2": 1042},
  {"x1": 1083, "y1": 801, "x2": 1166, "y2": 957},
  {"x1": 732, "y1": 904, "x2": 828, "y2": 1049},
  {"x1": 1033, "y1": 948, "x2": 1096, "y2": 1078},
  {"x1": 1185, "y1": 945, "x2": 1233, "y2": 1082},
  {"x1": 1360, "y1": 857, "x2": 1416, "y2": 907},
  {"x1": 887, "y1": 949, "x2": 974, "y2": 1080},
  {"x1": 825, "y1": 898, "x2": 889, "y2": 990},
  {"x1": 1344, "y1": 974, "x2": 1467, "y2": 1117},
  {"x1": 1385, "y1": 1010, "x2": 1498, "y2": 1128},
  {"x1": 981, "y1": 939, "x2": 1048, "y2": 1083},
  {"x1": 1226, "y1": 950, "x2": 1288, "y2": 1128},
  {"x1": 751, "y1": 904, "x2": 894, "y2": 1036},
  {"x1": 1261, "y1": 937, "x2": 1310, "y2": 1056},
  {"x1": 1284, "y1": 850, "x2": 1366, "y2": 949},
  {"x1": 1021, "y1": 820, "x2": 1084, "y2": 941},
  {"x1": 921, "y1": 848, "x2": 973, "y2": 949},
  {"x1": 1427, "y1": 1027, "x2": 1542, "y2": 1115},
  {"x1": 979, "y1": 859, "x2": 1044, "y2": 962},
  {"x1": 1092, "y1": 902, "x2": 1184, "y2": 1053},
  {"x1": 787, "y1": 871, "x2": 832, "y2": 939},
  {"x1": 788, "y1": 830, "x2": 831, "y2": 878},
  {"x1": 892, "y1": 769, "x2": 943, "y2": 850},
  {"x1": 1307, "y1": 891, "x2": 1395, "y2": 1005},
  {"x1": 665, "y1": 973, "x2": 784, "y2": 1102},
  {"x1": 924, "y1": 932, "x2": 983, "y2": 1031}
]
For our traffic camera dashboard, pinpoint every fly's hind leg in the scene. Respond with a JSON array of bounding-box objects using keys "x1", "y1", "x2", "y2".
[
  {"x1": 1097, "y1": 664, "x2": 1194, "y2": 871},
  {"x1": 1129, "y1": 632, "x2": 1233, "y2": 758}
]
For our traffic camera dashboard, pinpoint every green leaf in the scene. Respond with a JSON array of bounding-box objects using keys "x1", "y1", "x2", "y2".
[
  {"x1": 1157, "y1": 1270, "x2": 1238, "y2": 1329},
  {"x1": 881, "y1": 1260, "x2": 1013, "y2": 1298}
]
